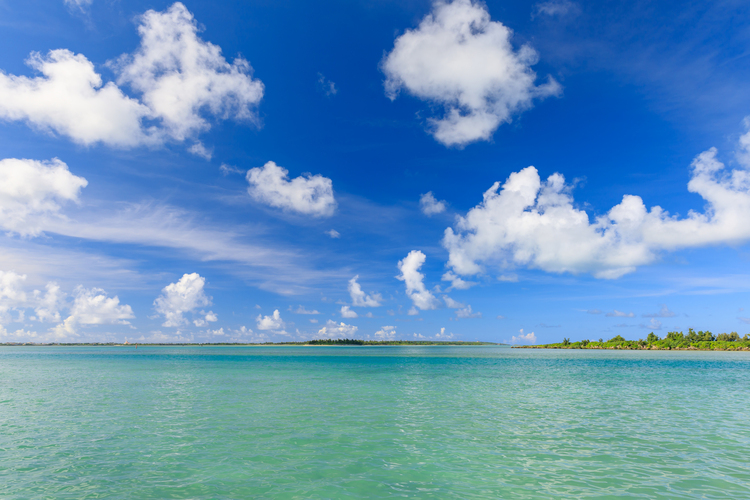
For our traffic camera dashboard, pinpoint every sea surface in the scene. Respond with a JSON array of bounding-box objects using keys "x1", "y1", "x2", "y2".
[{"x1": 1, "y1": 346, "x2": 749, "y2": 499}]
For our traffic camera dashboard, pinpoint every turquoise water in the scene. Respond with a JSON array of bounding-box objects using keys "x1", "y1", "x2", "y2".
[{"x1": 1, "y1": 346, "x2": 749, "y2": 499}]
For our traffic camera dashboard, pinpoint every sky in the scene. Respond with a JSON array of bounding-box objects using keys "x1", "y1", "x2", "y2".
[{"x1": 1, "y1": 0, "x2": 750, "y2": 344}]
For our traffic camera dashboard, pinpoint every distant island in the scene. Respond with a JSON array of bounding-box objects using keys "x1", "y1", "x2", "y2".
[
  {"x1": 1, "y1": 339, "x2": 501, "y2": 347},
  {"x1": 516, "y1": 330, "x2": 750, "y2": 351}
]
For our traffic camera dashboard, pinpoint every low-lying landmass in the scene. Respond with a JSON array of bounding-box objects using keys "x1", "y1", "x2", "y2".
[
  {"x1": 1, "y1": 339, "x2": 500, "y2": 346},
  {"x1": 515, "y1": 330, "x2": 750, "y2": 351}
]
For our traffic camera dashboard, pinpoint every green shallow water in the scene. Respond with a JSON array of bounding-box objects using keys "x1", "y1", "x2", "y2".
[{"x1": 1, "y1": 346, "x2": 749, "y2": 499}]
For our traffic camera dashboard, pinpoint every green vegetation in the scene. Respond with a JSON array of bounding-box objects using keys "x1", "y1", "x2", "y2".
[{"x1": 515, "y1": 328, "x2": 750, "y2": 351}]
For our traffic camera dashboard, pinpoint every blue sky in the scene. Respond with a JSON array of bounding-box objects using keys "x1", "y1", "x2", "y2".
[{"x1": 1, "y1": 0, "x2": 749, "y2": 343}]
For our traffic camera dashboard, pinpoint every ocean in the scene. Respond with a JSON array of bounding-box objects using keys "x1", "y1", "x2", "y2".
[{"x1": 2, "y1": 345, "x2": 749, "y2": 499}]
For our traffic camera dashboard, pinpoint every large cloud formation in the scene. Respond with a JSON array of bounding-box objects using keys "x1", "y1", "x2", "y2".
[
  {"x1": 154, "y1": 273, "x2": 212, "y2": 327},
  {"x1": 0, "y1": 2, "x2": 263, "y2": 149},
  {"x1": 112, "y1": 2, "x2": 264, "y2": 143},
  {"x1": 444, "y1": 136, "x2": 750, "y2": 279},
  {"x1": 0, "y1": 158, "x2": 88, "y2": 236},
  {"x1": 382, "y1": 0, "x2": 559, "y2": 147},
  {"x1": 56, "y1": 286, "x2": 135, "y2": 336},
  {"x1": 246, "y1": 161, "x2": 336, "y2": 217}
]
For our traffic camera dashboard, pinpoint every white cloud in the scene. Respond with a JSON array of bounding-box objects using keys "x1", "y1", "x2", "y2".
[
  {"x1": 382, "y1": 0, "x2": 560, "y2": 146},
  {"x1": 0, "y1": 50, "x2": 155, "y2": 147},
  {"x1": 374, "y1": 325, "x2": 396, "y2": 340},
  {"x1": 532, "y1": 0, "x2": 580, "y2": 18},
  {"x1": 0, "y1": 158, "x2": 88, "y2": 237},
  {"x1": 246, "y1": 161, "x2": 336, "y2": 217},
  {"x1": 187, "y1": 142, "x2": 212, "y2": 160},
  {"x1": 63, "y1": 0, "x2": 93, "y2": 10},
  {"x1": 441, "y1": 270, "x2": 476, "y2": 290},
  {"x1": 443, "y1": 137, "x2": 750, "y2": 280},
  {"x1": 510, "y1": 329, "x2": 536, "y2": 344},
  {"x1": 420, "y1": 192, "x2": 446, "y2": 215},
  {"x1": 456, "y1": 304, "x2": 481, "y2": 318},
  {"x1": 407, "y1": 306, "x2": 419, "y2": 316},
  {"x1": 0, "y1": 270, "x2": 28, "y2": 315},
  {"x1": 443, "y1": 295, "x2": 464, "y2": 308},
  {"x1": 256, "y1": 309, "x2": 285, "y2": 332},
  {"x1": 326, "y1": 229, "x2": 340, "y2": 238},
  {"x1": 293, "y1": 305, "x2": 319, "y2": 314},
  {"x1": 33, "y1": 282, "x2": 65, "y2": 323},
  {"x1": 738, "y1": 119, "x2": 750, "y2": 168},
  {"x1": 397, "y1": 250, "x2": 440, "y2": 311},
  {"x1": 340, "y1": 305, "x2": 358, "y2": 318},
  {"x1": 193, "y1": 310, "x2": 218, "y2": 327},
  {"x1": 112, "y1": 2, "x2": 264, "y2": 142},
  {"x1": 220, "y1": 163, "x2": 243, "y2": 175},
  {"x1": 643, "y1": 305, "x2": 676, "y2": 318},
  {"x1": 606, "y1": 310, "x2": 635, "y2": 318},
  {"x1": 154, "y1": 273, "x2": 211, "y2": 327},
  {"x1": 641, "y1": 318, "x2": 663, "y2": 330},
  {"x1": 317, "y1": 320, "x2": 358, "y2": 339},
  {"x1": 435, "y1": 327, "x2": 454, "y2": 339},
  {"x1": 56, "y1": 286, "x2": 134, "y2": 336},
  {"x1": 498, "y1": 274, "x2": 519, "y2": 282},
  {"x1": 348, "y1": 275, "x2": 382, "y2": 307},
  {"x1": 317, "y1": 73, "x2": 337, "y2": 97},
  {"x1": 0, "y1": 3, "x2": 263, "y2": 149}
]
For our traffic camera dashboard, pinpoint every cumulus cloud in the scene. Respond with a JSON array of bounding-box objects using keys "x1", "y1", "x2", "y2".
[
  {"x1": 382, "y1": 0, "x2": 560, "y2": 146},
  {"x1": 317, "y1": 320, "x2": 358, "y2": 339},
  {"x1": 456, "y1": 305, "x2": 481, "y2": 318},
  {"x1": 443, "y1": 136, "x2": 750, "y2": 280},
  {"x1": 33, "y1": 282, "x2": 65, "y2": 323},
  {"x1": 187, "y1": 142, "x2": 212, "y2": 160},
  {"x1": 154, "y1": 273, "x2": 211, "y2": 327},
  {"x1": 326, "y1": 229, "x2": 340, "y2": 238},
  {"x1": 246, "y1": 161, "x2": 336, "y2": 217},
  {"x1": 0, "y1": 158, "x2": 88, "y2": 236},
  {"x1": 606, "y1": 310, "x2": 635, "y2": 318},
  {"x1": 0, "y1": 50, "x2": 155, "y2": 147},
  {"x1": 348, "y1": 275, "x2": 382, "y2": 307},
  {"x1": 256, "y1": 309, "x2": 286, "y2": 333},
  {"x1": 340, "y1": 305, "x2": 358, "y2": 318},
  {"x1": 643, "y1": 305, "x2": 676, "y2": 318},
  {"x1": 510, "y1": 329, "x2": 536, "y2": 344},
  {"x1": 443, "y1": 295, "x2": 464, "y2": 308},
  {"x1": 441, "y1": 270, "x2": 476, "y2": 290},
  {"x1": 56, "y1": 286, "x2": 134, "y2": 336},
  {"x1": 0, "y1": 270, "x2": 28, "y2": 316},
  {"x1": 420, "y1": 192, "x2": 446, "y2": 215},
  {"x1": 435, "y1": 327, "x2": 454, "y2": 339},
  {"x1": 112, "y1": 2, "x2": 264, "y2": 142},
  {"x1": 193, "y1": 310, "x2": 218, "y2": 327},
  {"x1": 0, "y1": 3, "x2": 263, "y2": 149},
  {"x1": 375, "y1": 325, "x2": 396, "y2": 340},
  {"x1": 397, "y1": 250, "x2": 440, "y2": 311}
]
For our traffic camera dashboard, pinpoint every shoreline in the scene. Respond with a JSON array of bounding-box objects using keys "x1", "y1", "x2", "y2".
[{"x1": 514, "y1": 344, "x2": 750, "y2": 351}]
